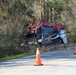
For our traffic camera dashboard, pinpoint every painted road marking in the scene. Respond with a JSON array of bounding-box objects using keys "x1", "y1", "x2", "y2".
[{"x1": 0, "y1": 55, "x2": 75, "y2": 75}]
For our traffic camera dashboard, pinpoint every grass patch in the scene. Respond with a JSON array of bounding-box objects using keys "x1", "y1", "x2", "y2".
[{"x1": 0, "y1": 53, "x2": 33, "y2": 62}]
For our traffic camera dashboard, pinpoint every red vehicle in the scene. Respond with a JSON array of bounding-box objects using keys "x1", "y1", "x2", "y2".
[{"x1": 18, "y1": 18, "x2": 68, "y2": 47}]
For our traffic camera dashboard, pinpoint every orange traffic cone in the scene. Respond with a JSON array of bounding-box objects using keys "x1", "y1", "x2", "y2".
[
  {"x1": 34, "y1": 48, "x2": 43, "y2": 66},
  {"x1": 74, "y1": 47, "x2": 76, "y2": 55}
]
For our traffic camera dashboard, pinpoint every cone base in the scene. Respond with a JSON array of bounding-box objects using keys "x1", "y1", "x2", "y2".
[{"x1": 34, "y1": 64, "x2": 43, "y2": 66}]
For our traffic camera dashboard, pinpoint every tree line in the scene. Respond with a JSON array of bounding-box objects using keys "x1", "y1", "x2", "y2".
[{"x1": 0, "y1": 0, "x2": 76, "y2": 58}]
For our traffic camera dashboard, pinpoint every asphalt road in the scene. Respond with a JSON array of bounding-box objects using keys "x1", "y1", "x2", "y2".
[{"x1": 0, "y1": 49, "x2": 76, "y2": 75}]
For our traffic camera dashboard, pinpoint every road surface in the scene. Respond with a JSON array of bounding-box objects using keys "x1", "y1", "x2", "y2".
[{"x1": 0, "y1": 49, "x2": 76, "y2": 75}]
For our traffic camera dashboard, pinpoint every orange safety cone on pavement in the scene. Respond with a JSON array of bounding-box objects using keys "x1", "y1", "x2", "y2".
[
  {"x1": 34, "y1": 48, "x2": 43, "y2": 66},
  {"x1": 74, "y1": 47, "x2": 76, "y2": 55}
]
